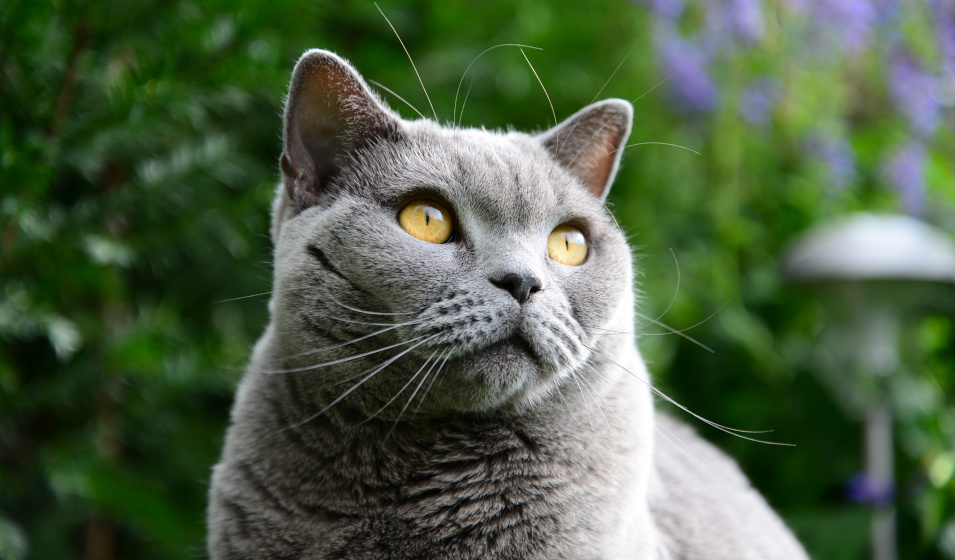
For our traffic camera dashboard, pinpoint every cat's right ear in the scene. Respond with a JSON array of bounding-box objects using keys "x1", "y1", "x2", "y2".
[{"x1": 281, "y1": 50, "x2": 401, "y2": 209}]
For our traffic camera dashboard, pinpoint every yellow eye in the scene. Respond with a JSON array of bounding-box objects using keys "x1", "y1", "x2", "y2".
[
  {"x1": 548, "y1": 225, "x2": 587, "y2": 266},
  {"x1": 398, "y1": 200, "x2": 453, "y2": 244}
]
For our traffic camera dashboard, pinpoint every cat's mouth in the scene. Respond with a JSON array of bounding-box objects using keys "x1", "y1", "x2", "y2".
[{"x1": 481, "y1": 334, "x2": 535, "y2": 364}]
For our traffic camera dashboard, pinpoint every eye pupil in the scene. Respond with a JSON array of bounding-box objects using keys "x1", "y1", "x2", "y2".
[
  {"x1": 425, "y1": 211, "x2": 430, "y2": 226},
  {"x1": 565, "y1": 236, "x2": 569, "y2": 250}
]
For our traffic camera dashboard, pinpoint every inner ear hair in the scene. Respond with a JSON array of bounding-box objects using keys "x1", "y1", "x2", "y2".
[{"x1": 540, "y1": 99, "x2": 633, "y2": 202}]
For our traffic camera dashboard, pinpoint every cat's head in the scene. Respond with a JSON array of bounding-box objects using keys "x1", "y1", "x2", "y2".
[{"x1": 267, "y1": 49, "x2": 635, "y2": 420}]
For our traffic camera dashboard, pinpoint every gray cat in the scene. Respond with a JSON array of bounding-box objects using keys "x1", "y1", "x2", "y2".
[{"x1": 207, "y1": 49, "x2": 809, "y2": 560}]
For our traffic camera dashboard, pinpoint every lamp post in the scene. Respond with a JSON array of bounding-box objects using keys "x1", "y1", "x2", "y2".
[{"x1": 782, "y1": 213, "x2": 955, "y2": 560}]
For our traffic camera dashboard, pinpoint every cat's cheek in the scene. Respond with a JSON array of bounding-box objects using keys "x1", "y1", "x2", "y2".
[
  {"x1": 314, "y1": 204, "x2": 461, "y2": 311},
  {"x1": 564, "y1": 241, "x2": 631, "y2": 327}
]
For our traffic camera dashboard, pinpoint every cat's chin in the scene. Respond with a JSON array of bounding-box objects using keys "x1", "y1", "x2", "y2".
[
  {"x1": 419, "y1": 334, "x2": 562, "y2": 414},
  {"x1": 483, "y1": 335, "x2": 535, "y2": 365}
]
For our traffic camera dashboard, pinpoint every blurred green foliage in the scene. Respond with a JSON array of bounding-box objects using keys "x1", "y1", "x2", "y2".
[{"x1": 1, "y1": 0, "x2": 953, "y2": 559}]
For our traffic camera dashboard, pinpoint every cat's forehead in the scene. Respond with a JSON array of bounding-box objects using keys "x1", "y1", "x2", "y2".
[{"x1": 360, "y1": 123, "x2": 602, "y2": 229}]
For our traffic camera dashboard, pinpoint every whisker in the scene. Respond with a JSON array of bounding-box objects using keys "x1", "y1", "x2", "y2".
[
  {"x1": 274, "y1": 322, "x2": 412, "y2": 362},
  {"x1": 414, "y1": 350, "x2": 452, "y2": 415},
  {"x1": 653, "y1": 248, "x2": 681, "y2": 323},
  {"x1": 368, "y1": 79, "x2": 427, "y2": 120},
  {"x1": 572, "y1": 370, "x2": 613, "y2": 430},
  {"x1": 261, "y1": 334, "x2": 430, "y2": 375},
  {"x1": 573, "y1": 368, "x2": 631, "y2": 448},
  {"x1": 213, "y1": 282, "x2": 318, "y2": 304},
  {"x1": 631, "y1": 312, "x2": 714, "y2": 353},
  {"x1": 213, "y1": 290, "x2": 273, "y2": 304},
  {"x1": 652, "y1": 419, "x2": 705, "y2": 463},
  {"x1": 313, "y1": 313, "x2": 423, "y2": 328},
  {"x1": 556, "y1": 47, "x2": 634, "y2": 160},
  {"x1": 520, "y1": 48, "x2": 558, "y2": 151},
  {"x1": 586, "y1": 327, "x2": 636, "y2": 336},
  {"x1": 611, "y1": 141, "x2": 701, "y2": 156},
  {"x1": 586, "y1": 321, "x2": 711, "y2": 351},
  {"x1": 552, "y1": 381, "x2": 578, "y2": 423},
  {"x1": 550, "y1": 309, "x2": 588, "y2": 351},
  {"x1": 605, "y1": 200, "x2": 623, "y2": 229},
  {"x1": 413, "y1": 349, "x2": 450, "y2": 415},
  {"x1": 386, "y1": 350, "x2": 443, "y2": 439},
  {"x1": 566, "y1": 369, "x2": 595, "y2": 430},
  {"x1": 580, "y1": 361, "x2": 702, "y2": 460},
  {"x1": 452, "y1": 43, "x2": 542, "y2": 125},
  {"x1": 585, "y1": 345, "x2": 792, "y2": 446},
  {"x1": 564, "y1": 75, "x2": 674, "y2": 170},
  {"x1": 328, "y1": 295, "x2": 418, "y2": 316},
  {"x1": 590, "y1": 47, "x2": 633, "y2": 105},
  {"x1": 375, "y1": 3, "x2": 437, "y2": 121},
  {"x1": 213, "y1": 282, "x2": 409, "y2": 307},
  {"x1": 458, "y1": 72, "x2": 477, "y2": 127},
  {"x1": 638, "y1": 303, "x2": 728, "y2": 338},
  {"x1": 359, "y1": 349, "x2": 439, "y2": 425},
  {"x1": 285, "y1": 333, "x2": 440, "y2": 430},
  {"x1": 545, "y1": 324, "x2": 580, "y2": 365},
  {"x1": 631, "y1": 75, "x2": 671, "y2": 105}
]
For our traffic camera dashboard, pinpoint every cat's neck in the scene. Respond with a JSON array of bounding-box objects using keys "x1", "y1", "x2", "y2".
[{"x1": 234, "y1": 327, "x2": 655, "y2": 481}]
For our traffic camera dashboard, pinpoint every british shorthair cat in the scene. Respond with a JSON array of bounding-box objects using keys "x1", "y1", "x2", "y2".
[{"x1": 206, "y1": 49, "x2": 808, "y2": 560}]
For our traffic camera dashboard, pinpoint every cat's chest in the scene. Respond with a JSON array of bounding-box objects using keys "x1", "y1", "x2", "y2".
[
  {"x1": 265, "y1": 416, "x2": 634, "y2": 556},
  {"x1": 303, "y1": 447, "x2": 624, "y2": 560},
  {"x1": 395, "y1": 438, "x2": 582, "y2": 526},
  {"x1": 216, "y1": 362, "x2": 655, "y2": 559}
]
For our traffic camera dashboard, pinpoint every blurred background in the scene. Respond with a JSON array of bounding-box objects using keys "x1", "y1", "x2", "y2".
[{"x1": 1, "y1": 0, "x2": 954, "y2": 558}]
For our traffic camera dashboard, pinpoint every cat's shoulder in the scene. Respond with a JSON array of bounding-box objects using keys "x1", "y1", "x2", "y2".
[{"x1": 649, "y1": 414, "x2": 809, "y2": 560}]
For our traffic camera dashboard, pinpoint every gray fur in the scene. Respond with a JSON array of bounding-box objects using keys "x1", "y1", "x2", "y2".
[{"x1": 207, "y1": 49, "x2": 808, "y2": 559}]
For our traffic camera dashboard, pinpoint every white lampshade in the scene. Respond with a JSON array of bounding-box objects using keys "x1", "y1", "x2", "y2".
[{"x1": 783, "y1": 214, "x2": 955, "y2": 283}]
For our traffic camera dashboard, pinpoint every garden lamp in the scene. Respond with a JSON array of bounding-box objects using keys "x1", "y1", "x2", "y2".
[{"x1": 782, "y1": 213, "x2": 955, "y2": 560}]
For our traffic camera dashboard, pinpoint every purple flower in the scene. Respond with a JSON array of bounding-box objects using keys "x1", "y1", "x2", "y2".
[
  {"x1": 845, "y1": 472, "x2": 895, "y2": 507},
  {"x1": 739, "y1": 76, "x2": 781, "y2": 125},
  {"x1": 655, "y1": 25, "x2": 719, "y2": 113},
  {"x1": 787, "y1": 0, "x2": 878, "y2": 53},
  {"x1": 827, "y1": 0, "x2": 878, "y2": 52},
  {"x1": 884, "y1": 140, "x2": 926, "y2": 216},
  {"x1": 889, "y1": 52, "x2": 940, "y2": 137},
  {"x1": 727, "y1": 0, "x2": 766, "y2": 44},
  {"x1": 808, "y1": 134, "x2": 856, "y2": 190},
  {"x1": 869, "y1": 0, "x2": 902, "y2": 22},
  {"x1": 935, "y1": 1, "x2": 955, "y2": 99},
  {"x1": 938, "y1": 1, "x2": 955, "y2": 64},
  {"x1": 639, "y1": 0, "x2": 685, "y2": 20}
]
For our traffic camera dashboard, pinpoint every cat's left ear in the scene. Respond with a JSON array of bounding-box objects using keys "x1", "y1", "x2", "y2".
[{"x1": 539, "y1": 99, "x2": 633, "y2": 202}]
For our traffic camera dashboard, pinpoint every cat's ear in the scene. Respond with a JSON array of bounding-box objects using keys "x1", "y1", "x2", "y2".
[
  {"x1": 281, "y1": 49, "x2": 401, "y2": 208},
  {"x1": 539, "y1": 99, "x2": 632, "y2": 202}
]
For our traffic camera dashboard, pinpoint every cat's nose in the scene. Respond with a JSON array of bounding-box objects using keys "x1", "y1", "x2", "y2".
[{"x1": 491, "y1": 273, "x2": 543, "y2": 305}]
